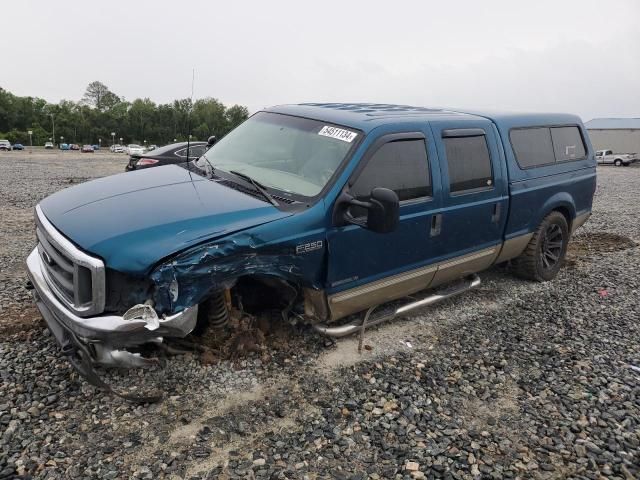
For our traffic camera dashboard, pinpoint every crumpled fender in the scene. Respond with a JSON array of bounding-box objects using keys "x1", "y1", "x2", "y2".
[{"x1": 150, "y1": 229, "x2": 326, "y2": 314}]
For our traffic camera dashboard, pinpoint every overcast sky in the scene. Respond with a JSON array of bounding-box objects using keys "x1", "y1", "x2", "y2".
[{"x1": 2, "y1": 0, "x2": 639, "y2": 121}]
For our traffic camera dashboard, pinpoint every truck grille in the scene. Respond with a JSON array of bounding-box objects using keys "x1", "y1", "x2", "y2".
[{"x1": 35, "y1": 205, "x2": 105, "y2": 317}]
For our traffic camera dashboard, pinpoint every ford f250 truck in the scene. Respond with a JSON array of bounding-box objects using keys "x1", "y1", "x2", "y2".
[{"x1": 26, "y1": 103, "x2": 596, "y2": 389}]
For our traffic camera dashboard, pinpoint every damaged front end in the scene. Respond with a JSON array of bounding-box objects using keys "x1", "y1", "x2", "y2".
[
  {"x1": 25, "y1": 206, "x2": 200, "y2": 400},
  {"x1": 26, "y1": 204, "x2": 327, "y2": 400}
]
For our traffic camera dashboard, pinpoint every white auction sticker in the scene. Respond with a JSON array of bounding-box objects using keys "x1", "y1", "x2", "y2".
[{"x1": 318, "y1": 125, "x2": 357, "y2": 143}]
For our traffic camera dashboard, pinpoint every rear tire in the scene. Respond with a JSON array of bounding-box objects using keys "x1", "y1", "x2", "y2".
[
  {"x1": 614, "y1": 159, "x2": 622, "y2": 167},
  {"x1": 513, "y1": 211, "x2": 569, "y2": 282}
]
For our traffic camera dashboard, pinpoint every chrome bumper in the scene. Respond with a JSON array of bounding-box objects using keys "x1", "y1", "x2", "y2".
[{"x1": 26, "y1": 248, "x2": 198, "y2": 351}]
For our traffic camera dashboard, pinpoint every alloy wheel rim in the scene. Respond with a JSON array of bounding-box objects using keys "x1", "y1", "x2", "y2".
[{"x1": 540, "y1": 224, "x2": 563, "y2": 270}]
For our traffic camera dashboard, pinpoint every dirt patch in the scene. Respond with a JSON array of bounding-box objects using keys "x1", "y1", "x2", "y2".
[
  {"x1": 172, "y1": 310, "x2": 305, "y2": 367},
  {"x1": 0, "y1": 304, "x2": 44, "y2": 340},
  {"x1": 567, "y1": 232, "x2": 637, "y2": 267}
]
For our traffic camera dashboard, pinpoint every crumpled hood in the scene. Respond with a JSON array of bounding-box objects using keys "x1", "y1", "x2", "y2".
[{"x1": 39, "y1": 165, "x2": 292, "y2": 274}]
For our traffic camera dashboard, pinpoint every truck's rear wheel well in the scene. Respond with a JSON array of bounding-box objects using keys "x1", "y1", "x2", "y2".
[{"x1": 552, "y1": 206, "x2": 572, "y2": 233}]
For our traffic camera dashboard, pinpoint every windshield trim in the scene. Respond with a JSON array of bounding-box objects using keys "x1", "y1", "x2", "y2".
[{"x1": 202, "y1": 111, "x2": 365, "y2": 205}]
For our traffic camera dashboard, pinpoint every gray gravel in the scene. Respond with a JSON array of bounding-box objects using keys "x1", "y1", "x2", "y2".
[{"x1": 1, "y1": 154, "x2": 639, "y2": 479}]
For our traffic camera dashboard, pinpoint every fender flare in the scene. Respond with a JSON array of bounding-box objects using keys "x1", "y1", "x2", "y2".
[{"x1": 536, "y1": 192, "x2": 576, "y2": 230}]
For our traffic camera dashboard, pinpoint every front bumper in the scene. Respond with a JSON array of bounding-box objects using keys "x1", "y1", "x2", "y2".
[{"x1": 26, "y1": 248, "x2": 198, "y2": 362}]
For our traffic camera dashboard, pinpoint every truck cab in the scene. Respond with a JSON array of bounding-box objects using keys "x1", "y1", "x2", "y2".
[{"x1": 26, "y1": 103, "x2": 596, "y2": 376}]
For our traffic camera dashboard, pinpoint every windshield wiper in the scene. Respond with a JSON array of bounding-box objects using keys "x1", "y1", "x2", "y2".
[{"x1": 228, "y1": 170, "x2": 279, "y2": 207}]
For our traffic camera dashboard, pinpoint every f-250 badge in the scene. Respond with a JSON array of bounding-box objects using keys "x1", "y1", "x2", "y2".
[{"x1": 296, "y1": 240, "x2": 323, "y2": 254}]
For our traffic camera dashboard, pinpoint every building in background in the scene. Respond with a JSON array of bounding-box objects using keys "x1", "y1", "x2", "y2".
[{"x1": 585, "y1": 118, "x2": 640, "y2": 154}]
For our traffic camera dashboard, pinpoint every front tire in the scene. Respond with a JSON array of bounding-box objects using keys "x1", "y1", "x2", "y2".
[{"x1": 513, "y1": 211, "x2": 569, "y2": 282}]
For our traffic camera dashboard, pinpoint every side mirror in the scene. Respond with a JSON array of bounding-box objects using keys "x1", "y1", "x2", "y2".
[
  {"x1": 207, "y1": 136, "x2": 217, "y2": 148},
  {"x1": 366, "y1": 188, "x2": 400, "y2": 233},
  {"x1": 340, "y1": 187, "x2": 400, "y2": 234}
]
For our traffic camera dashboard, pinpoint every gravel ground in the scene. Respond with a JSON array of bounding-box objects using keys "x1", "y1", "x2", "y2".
[{"x1": 0, "y1": 153, "x2": 639, "y2": 479}]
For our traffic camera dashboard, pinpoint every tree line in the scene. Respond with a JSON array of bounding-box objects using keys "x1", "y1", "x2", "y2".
[{"x1": 0, "y1": 81, "x2": 249, "y2": 146}]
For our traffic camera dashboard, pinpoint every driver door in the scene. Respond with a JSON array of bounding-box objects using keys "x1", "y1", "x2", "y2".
[{"x1": 326, "y1": 131, "x2": 443, "y2": 320}]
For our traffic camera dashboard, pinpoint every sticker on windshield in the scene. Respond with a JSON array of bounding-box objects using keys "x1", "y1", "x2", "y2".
[{"x1": 318, "y1": 126, "x2": 357, "y2": 143}]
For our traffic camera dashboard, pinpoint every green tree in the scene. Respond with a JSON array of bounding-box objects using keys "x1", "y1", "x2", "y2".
[
  {"x1": 225, "y1": 105, "x2": 249, "y2": 130},
  {"x1": 0, "y1": 83, "x2": 249, "y2": 146},
  {"x1": 82, "y1": 81, "x2": 121, "y2": 112}
]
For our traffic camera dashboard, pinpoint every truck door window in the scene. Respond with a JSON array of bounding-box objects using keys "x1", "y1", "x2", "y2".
[
  {"x1": 443, "y1": 134, "x2": 493, "y2": 194},
  {"x1": 550, "y1": 126, "x2": 586, "y2": 161},
  {"x1": 510, "y1": 127, "x2": 556, "y2": 168},
  {"x1": 350, "y1": 139, "x2": 431, "y2": 203}
]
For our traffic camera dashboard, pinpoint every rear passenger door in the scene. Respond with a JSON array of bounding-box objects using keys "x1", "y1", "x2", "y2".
[{"x1": 428, "y1": 122, "x2": 508, "y2": 286}]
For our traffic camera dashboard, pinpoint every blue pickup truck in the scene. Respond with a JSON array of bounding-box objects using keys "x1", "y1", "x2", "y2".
[{"x1": 26, "y1": 103, "x2": 596, "y2": 380}]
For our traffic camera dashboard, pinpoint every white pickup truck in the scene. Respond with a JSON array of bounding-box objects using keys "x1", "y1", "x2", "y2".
[{"x1": 595, "y1": 149, "x2": 638, "y2": 167}]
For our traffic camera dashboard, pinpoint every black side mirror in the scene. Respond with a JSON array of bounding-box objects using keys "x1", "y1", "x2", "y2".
[
  {"x1": 338, "y1": 187, "x2": 399, "y2": 234},
  {"x1": 366, "y1": 188, "x2": 400, "y2": 233},
  {"x1": 207, "y1": 136, "x2": 217, "y2": 148}
]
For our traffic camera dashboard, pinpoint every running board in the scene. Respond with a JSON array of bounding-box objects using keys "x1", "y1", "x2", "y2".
[{"x1": 313, "y1": 274, "x2": 481, "y2": 338}]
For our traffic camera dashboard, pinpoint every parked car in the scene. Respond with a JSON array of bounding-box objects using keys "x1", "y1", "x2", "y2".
[
  {"x1": 12, "y1": 143, "x2": 24, "y2": 150},
  {"x1": 0, "y1": 140, "x2": 11, "y2": 151},
  {"x1": 59, "y1": 143, "x2": 70, "y2": 150},
  {"x1": 81, "y1": 145, "x2": 94, "y2": 153},
  {"x1": 110, "y1": 144, "x2": 125, "y2": 153},
  {"x1": 26, "y1": 103, "x2": 595, "y2": 385},
  {"x1": 125, "y1": 144, "x2": 145, "y2": 156},
  {"x1": 92, "y1": 144, "x2": 100, "y2": 151},
  {"x1": 44, "y1": 142, "x2": 54, "y2": 149},
  {"x1": 595, "y1": 149, "x2": 637, "y2": 166},
  {"x1": 147, "y1": 144, "x2": 158, "y2": 151},
  {"x1": 69, "y1": 144, "x2": 80, "y2": 151},
  {"x1": 125, "y1": 139, "x2": 215, "y2": 171}
]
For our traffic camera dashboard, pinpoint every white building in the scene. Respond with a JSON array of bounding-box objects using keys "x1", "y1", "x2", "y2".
[{"x1": 585, "y1": 118, "x2": 640, "y2": 154}]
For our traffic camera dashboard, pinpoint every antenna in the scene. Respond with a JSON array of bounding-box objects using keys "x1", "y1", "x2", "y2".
[{"x1": 185, "y1": 68, "x2": 195, "y2": 173}]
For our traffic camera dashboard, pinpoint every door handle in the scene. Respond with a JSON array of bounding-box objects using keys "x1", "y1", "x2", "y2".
[
  {"x1": 491, "y1": 202, "x2": 502, "y2": 223},
  {"x1": 430, "y1": 213, "x2": 442, "y2": 237}
]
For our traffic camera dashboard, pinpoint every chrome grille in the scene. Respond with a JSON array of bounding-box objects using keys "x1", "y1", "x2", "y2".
[{"x1": 35, "y1": 205, "x2": 105, "y2": 317}]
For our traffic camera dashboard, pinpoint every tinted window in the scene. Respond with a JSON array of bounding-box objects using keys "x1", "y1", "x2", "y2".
[
  {"x1": 510, "y1": 128, "x2": 555, "y2": 168},
  {"x1": 551, "y1": 126, "x2": 586, "y2": 161},
  {"x1": 351, "y1": 139, "x2": 431, "y2": 202},
  {"x1": 189, "y1": 145, "x2": 207, "y2": 157},
  {"x1": 175, "y1": 145, "x2": 207, "y2": 158},
  {"x1": 443, "y1": 135, "x2": 493, "y2": 194}
]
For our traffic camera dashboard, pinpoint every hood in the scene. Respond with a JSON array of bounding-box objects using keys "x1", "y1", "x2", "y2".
[{"x1": 39, "y1": 165, "x2": 292, "y2": 274}]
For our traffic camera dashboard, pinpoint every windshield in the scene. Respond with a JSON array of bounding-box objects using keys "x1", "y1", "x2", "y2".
[{"x1": 197, "y1": 112, "x2": 360, "y2": 197}]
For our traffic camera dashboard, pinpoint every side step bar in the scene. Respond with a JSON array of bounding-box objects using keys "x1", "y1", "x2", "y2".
[{"x1": 313, "y1": 274, "x2": 481, "y2": 338}]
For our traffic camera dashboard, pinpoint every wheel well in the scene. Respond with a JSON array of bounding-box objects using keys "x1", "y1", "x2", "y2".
[
  {"x1": 551, "y1": 206, "x2": 572, "y2": 231},
  {"x1": 192, "y1": 275, "x2": 300, "y2": 334},
  {"x1": 230, "y1": 275, "x2": 299, "y2": 315}
]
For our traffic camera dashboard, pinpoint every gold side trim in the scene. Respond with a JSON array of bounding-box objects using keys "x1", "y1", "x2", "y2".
[
  {"x1": 328, "y1": 246, "x2": 500, "y2": 321},
  {"x1": 571, "y1": 211, "x2": 591, "y2": 235},
  {"x1": 438, "y1": 248, "x2": 495, "y2": 269},
  {"x1": 330, "y1": 264, "x2": 437, "y2": 304},
  {"x1": 495, "y1": 233, "x2": 534, "y2": 263}
]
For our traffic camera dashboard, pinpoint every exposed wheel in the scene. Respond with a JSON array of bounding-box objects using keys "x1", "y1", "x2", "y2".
[
  {"x1": 614, "y1": 159, "x2": 622, "y2": 167},
  {"x1": 513, "y1": 211, "x2": 569, "y2": 282}
]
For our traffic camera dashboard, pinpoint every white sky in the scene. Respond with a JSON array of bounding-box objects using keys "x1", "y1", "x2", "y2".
[{"x1": 3, "y1": 0, "x2": 639, "y2": 121}]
